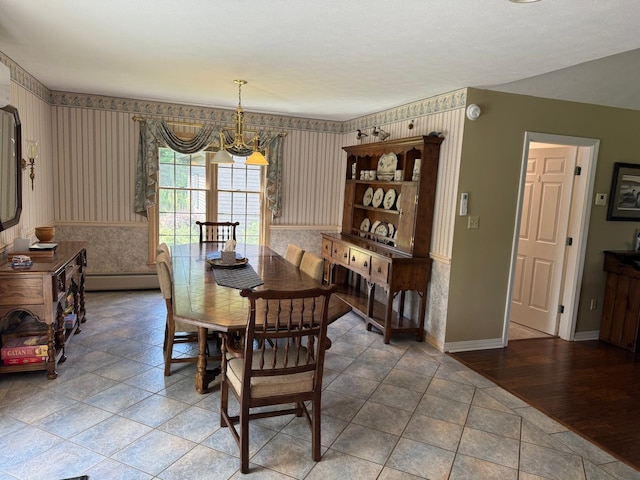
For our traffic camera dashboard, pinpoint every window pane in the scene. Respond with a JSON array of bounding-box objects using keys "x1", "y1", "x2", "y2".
[{"x1": 175, "y1": 165, "x2": 190, "y2": 188}]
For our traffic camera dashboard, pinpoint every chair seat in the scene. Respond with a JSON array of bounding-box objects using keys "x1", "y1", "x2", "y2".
[{"x1": 226, "y1": 348, "x2": 314, "y2": 398}]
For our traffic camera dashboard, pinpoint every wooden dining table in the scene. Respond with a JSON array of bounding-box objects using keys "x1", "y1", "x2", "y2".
[{"x1": 171, "y1": 243, "x2": 352, "y2": 393}]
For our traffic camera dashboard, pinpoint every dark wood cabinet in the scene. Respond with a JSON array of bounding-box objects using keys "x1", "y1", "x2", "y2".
[
  {"x1": 323, "y1": 135, "x2": 443, "y2": 343},
  {"x1": 0, "y1": 242, "x2": 87, "y2": 378},
  {"x1": 600, "y1": 250, "x2": 640, "y2": 351}
]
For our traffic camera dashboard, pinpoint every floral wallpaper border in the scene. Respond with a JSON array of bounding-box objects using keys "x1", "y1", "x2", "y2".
[{"x1": 2, "y1": 48, "x2": 465, "y2": 133}]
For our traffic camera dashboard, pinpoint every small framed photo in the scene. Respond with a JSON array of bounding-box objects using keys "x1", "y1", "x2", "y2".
[{"x1": 607, "y1": 162, "x2": 640, "y2": 221}]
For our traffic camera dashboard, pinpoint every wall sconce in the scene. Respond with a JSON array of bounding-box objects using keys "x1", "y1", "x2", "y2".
[
  {"x1": 22, "y1": 140, "x2": 37, "y2": 190},
  {"x1": 356, "y1": 129, "x2": 368, "y2": 140}
]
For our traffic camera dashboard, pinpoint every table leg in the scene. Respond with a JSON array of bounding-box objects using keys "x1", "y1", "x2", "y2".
[{"x1": 194, "y1": 326, "x2": 221, "y2": 394}]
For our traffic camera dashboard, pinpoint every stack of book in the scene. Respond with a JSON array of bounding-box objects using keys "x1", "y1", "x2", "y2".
[{"x1": 1, "y1": 334, "x2": 49, "y2": 365}]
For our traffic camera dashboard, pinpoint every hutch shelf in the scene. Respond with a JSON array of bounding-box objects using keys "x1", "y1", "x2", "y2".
[
  {"x1": 322, "y1": 135, "x2": 443, "y2": 343},
  {"x1": 0, "y1": 242, "x2": 87, "y2": 379}
]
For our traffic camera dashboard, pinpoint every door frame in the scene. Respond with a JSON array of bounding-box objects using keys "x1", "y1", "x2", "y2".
[{"x1": 503, "y1": 132, "x2": 600, "y2": 344}]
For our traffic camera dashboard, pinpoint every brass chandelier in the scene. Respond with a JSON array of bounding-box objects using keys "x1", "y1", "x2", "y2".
[{"x1": 212, "y1": 79, "x2": 268, "y2": 165}]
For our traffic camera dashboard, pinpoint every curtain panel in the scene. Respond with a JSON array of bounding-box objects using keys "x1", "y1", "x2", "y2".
[{"x1": 134, "y1": 120, "x2": 284, "y2": 217}]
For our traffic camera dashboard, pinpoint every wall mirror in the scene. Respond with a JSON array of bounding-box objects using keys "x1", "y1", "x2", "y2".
[{"x1": 0, "y1": 105, "x2": 22, "y2": 231}]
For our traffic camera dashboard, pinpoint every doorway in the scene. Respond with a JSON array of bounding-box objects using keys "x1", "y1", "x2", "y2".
[{"x1": 504, "y1": 133, "x2": 600, "y2": 344}]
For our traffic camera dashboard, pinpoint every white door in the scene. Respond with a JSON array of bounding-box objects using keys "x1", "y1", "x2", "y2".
[{"x1": 510, "y1": 146, "x2": 578, "y2": 335}]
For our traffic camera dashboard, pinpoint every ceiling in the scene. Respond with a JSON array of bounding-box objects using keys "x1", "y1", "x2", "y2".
[{"x1": 1, "y1": 0, "x2": 640, "y2": 121}]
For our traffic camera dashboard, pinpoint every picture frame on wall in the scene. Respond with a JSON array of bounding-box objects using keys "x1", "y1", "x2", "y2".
[{"x1": 607, "y1": 162, "x2": 640, "y2": 221}]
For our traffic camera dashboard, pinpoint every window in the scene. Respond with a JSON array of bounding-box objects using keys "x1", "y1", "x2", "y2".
[
  {"x1": 217, "y1": 156, "x2": 262, "y2": 245},
  {"x1": 157, "y1": 148, "x2": 264, "y2": 250}
]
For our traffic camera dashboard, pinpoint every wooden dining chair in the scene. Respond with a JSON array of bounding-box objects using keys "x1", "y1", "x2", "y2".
[
  {"x1": 156, "y1": 250, "x2": 219, "y2": 376},
  {"x1": 284, "y1": 243, "x2": 305, "y2": 267},
  {"x1": 195, "y1": 221, "x2": 239, "y2": 244},
  {"x1": 300, "y1": 251, "x2": 324, "y2": 283},
  {"x1": 220, "y1": 285, "x2": 337, "y2": 474}
]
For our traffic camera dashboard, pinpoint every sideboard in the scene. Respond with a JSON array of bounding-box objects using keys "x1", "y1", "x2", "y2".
[{"x1": 0, "y1": 242, "x2": 87, "y2": 378}]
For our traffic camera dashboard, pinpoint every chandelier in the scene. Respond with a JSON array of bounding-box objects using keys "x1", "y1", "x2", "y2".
[{"x1": 211, "y1": 79, "x2": 268, "y2": 165}]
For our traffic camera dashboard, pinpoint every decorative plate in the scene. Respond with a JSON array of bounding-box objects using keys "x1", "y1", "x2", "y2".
[
  {"x1": 377, "y1": 153, "x2": 398, "y2": 177},
  {"x1": 360, "y1": 218, "x2": 371, "y2": 236},
  {"x1": 396, "y1": 193, "x2": 401, "y2": 211},
  {"x1": 363, "y1": 187, "x2": 374, "y2": 206},
  {"x1": 207, "y1": 257, "x2": 249, "y2": 269},
  {"x1": 388, "y1": 223, "x2": 395, "y2": 238},
  {"x1": 372, "y1": 188, "x2": 385, "y2": 208},
  {"x1": 374, "y1": 221, "x2": 389, "y2": 238},
  {"x1": 383, "y1": 189, "x2": 396, "y2": 210},
  {"x1": 371, "y1": 221, "x2": 381, "y2": 235}
]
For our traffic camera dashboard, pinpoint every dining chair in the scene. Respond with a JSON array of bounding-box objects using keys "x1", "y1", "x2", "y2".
[
  {"x1": 156, "y1": 250, "x2": 219, "y2": 376},
  {"x1": 220, "y1": 285, "x2": 337, "y2": 474},
  {"x1": 300, "y1": 251, "x2": 324, "y2": 283},
  {"x1": 284, "y1": 243, "x2": 305, "y2": 267},
  {"x1": 157, "y1": 242, "x2": 171, "y2": 258},
  {"x1": 195, "y1": 221, "x2": 239, "y2": 244}
]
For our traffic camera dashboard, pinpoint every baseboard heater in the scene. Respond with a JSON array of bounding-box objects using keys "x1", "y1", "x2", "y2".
[{"x1": 85, "y1": 273, "x2": 159, "y2": 291}]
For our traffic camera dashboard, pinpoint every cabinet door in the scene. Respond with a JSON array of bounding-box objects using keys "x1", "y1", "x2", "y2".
[{"x1": 396, "y1": 182, "x2": 417, "y2": 253}]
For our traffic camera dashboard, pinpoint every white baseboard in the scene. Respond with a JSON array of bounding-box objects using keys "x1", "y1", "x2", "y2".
[
  {"x1": 572, "y1": 330, "x2": 600, "y2": 341},
  {"x1": 86, "y1": 273, "x2": 159, "y2": 291},
  {"x1": 445, "y1": 337, "x2": 504, "y2": 353}
]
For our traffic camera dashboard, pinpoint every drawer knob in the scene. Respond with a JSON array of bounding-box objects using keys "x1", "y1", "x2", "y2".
[
  {"x1": 352, "y1": 256, "x2": 356, "y2": 261},
  {"x1": 377, "y1": 267, "x2": 382, "y2": 273},
  {"x1": 343, "y1": 253, "x2": 348, "y2": 258},
  {"x1": 364, "y1": 261, "x2": 368, "y2": 267}
]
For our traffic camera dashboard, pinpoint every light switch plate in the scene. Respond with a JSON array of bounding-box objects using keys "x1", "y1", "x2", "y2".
[{"x1": 595, "y1": 193, "x2": 607, "y2": 206}]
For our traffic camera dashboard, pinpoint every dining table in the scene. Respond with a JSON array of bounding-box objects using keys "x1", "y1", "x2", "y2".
[{"x1": 170, "y1": 242, "x2": 352, "y2": 393}]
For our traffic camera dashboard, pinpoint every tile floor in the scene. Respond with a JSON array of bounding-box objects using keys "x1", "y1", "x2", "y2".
[{"x1": 1, "y1": 290, "x2": 639, "y2": 480}]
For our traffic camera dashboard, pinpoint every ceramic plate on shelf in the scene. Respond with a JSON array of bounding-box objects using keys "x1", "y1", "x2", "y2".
[
  {"x1": 377, "y1": 153, "x2": 398, "y2": 177},
  {"x1": 360, "y1": 218, "x2": 371, "y2": 236},
  {"x1": 371, "y1": 221, "x2": 381, "y2": 236},
  {"x1": 383, "y1": 189, "x2": 396, "y2": 210},
  {"x1": 372, "y1": 188, "x2": 385, "y2": 208},
  {"x1": 374, "y1": 221, "x2": 389, "y2": 239},
  {"x1": 362, "y1": 187, "x2": 374, "y2": 206},
  {"x1": 388, "y1": 223, "x2": 395, "y2": 238}
]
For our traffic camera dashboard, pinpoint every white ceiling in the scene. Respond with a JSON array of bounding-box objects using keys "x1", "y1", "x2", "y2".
[{"x1": 1, "y1": 0, "x2": 640, "y2": 121}]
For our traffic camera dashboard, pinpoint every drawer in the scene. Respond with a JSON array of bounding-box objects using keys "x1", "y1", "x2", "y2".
[
  {"x1": 349, "y1": 248, "x2": 371, "y2": 278},
  {"x1": 332, "y1": 242, "x2": 350, "y2": 267},
  {"x1": 321, "y1": 238, "x2": 332, "y2": 260},
  {"x1": 371, "y1": 256, "x2": 390, "y2": 286}
]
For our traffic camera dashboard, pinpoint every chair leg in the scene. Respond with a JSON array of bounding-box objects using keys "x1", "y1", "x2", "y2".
[
  {"x1": 220, "y1": 379, "x2": 228, "y2": 428},
  {"x1": 164, "y1": 325, "x2": 175, "y2": 377},
  {"x1": 240, "y1": 405, "x2": 250, "y2": 473},
  {"x1": 312, "y1": 399, "x2": 321, "y2": 461}
]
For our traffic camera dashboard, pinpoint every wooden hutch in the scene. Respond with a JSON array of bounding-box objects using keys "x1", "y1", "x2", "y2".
[{"x1": 322, "y1": 135, "x2": 443, "y2": 343}]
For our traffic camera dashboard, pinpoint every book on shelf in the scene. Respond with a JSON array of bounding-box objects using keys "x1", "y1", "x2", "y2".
[
  {"x1": 64, "y1": 313, "x2": 77, "y2": 329},
  {"x1": 3, "y1": 356, "x2": 48, "y2": 366},
  {"x1": 10, "y1": 248, "x2": 55, "y2": 258},
  {"x1": 1, "y1": 335, "x2": 49, "y2": 359}
]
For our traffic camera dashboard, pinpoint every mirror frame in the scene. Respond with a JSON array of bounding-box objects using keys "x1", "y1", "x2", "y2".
[{"x1": 0, "y1": 104, "x2": 22, "y2": 232}]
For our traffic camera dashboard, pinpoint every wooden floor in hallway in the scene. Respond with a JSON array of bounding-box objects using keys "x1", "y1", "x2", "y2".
[{"x1": 451, "y1": 338, "x2": 640, "y2": 472}]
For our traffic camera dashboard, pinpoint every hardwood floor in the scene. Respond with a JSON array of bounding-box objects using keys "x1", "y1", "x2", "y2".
[{"x1": 452, "y1": 338, "x2": 640, "y2": 471}]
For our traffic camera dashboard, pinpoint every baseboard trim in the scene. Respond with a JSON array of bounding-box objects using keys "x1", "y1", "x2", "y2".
[
  {"x1": 86, "y1": 273, "x2": 159, "y2": 291},
  {"x1": 445, "y1": 337, "x2": 504, "y2": 353},
  {"x1": 573, "y1": 330, "x2": 600, "y2": 341}
]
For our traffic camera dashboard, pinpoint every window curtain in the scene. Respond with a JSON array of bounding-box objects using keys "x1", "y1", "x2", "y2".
[
  {"x1": 134, "y1": 120, "x2": 218, "y2": 215},
  {"x1": 134, "y1": 119, "x2": 285, "y2": 218}
]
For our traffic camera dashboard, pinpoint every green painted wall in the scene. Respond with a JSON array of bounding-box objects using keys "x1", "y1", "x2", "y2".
[{"x1": 445, "y1": 88, "x2": 640, "y2": 343}]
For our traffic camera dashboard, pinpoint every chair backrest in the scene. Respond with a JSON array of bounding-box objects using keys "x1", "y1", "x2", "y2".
[
  {"x1": 157, "y1": 242, "x2": 171, "y2": 258},
  {"x1": 284, "y1": 244, "x2": 305, "y2": 267},
  {"x1": 196, "y1": 221, "x2": 240, "y2": 244},
  {"x1": 238, "y1": 286, "x2": 337, "y2": 394},
  {"x1": 156, "y1": 251, "x2": 173, "y2": 301},
  {"x1": 300, "y1": 252, "x2": 324, "y2": 283}
]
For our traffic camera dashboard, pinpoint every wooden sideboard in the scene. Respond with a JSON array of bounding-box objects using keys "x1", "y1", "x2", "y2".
[
  {"x1": 323, "y1": 135, "x2": 443, "y2": 343},
  {"x1": 600, "y1": 250, "x2": 640, "y2": 351},
  {"x1": 0, "y1": 242, "x2": 87, "y2": 378},
  {"x1": 322, "y1": 233, "x2": 430, "y2": 343}
]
